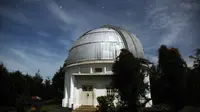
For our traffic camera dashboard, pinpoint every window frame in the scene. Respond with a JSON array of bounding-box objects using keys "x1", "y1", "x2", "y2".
[
  {"x1": 94, "y1": 68, "x2": 103, "y2": 73},
  {"x1": 106, "y1": 86, "x2": 115, "y2": 96},
  {"x1": 82, "y1": 85, "x2": 93, "y2": 91}
]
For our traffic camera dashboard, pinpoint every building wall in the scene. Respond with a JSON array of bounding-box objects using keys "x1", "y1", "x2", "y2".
[
  {"x1": 62, "y1": 62, "x2": 114, "y2": 108},
  {"x1": 62, "y1": 62, "x2": 152, "y2": 109},
  {"x1": 75, "y1": 75, "x2": 112, "y2": 108}
]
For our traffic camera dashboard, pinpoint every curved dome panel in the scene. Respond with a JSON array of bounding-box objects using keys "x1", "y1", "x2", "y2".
[{"x1": 66, "y1": 25, "x2": 145, "y2": 66}]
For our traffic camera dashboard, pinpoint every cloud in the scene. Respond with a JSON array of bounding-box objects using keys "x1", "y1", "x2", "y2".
[
  {"x1": 184, "y1": 57, "x2": 194, "y2": 67},
  {"x1": 10, "y1": 48, "x2": 27, "y2": 60},
  {"x1": 180, "y1": 2, "x2": 193, "y2": 9},
  {"x1": 1, "y1": 0, "x2": 95, "y2": 78},
  {"x1": 159, "y1": 21, "x2": 187, "y2": 46},
  {"x1": 47, "y1": 0, "x2": 93, "y2": 43},
  {"x1": 143, "y1": 0, "x2": 200, "y2": 65},
  {"x1": 0, "y1": 7, "x2": 29, "y2": 25},
  {"x1": 146, "y1": 6, "x2": 168, "y2": 21},
  {"x1": 1, "y1": 42, "x2": 65, "y2": 78},
  {"x1": 37, "y1": 31, "x2": 51, "y2": 37},
  {"x1": 35, "y1": 48, "x2": 61, "y2": 59},
  {"x1": 144, "y1": 0, "x2": 197, "y2": 49},
  {"x1": 58, "y1": 38, "x2": 74, "y2": 49},
  {"x1": 47, "y1": 1, "x2": 74, "y2": 25},
  {"x1": 146, "y1": 54, "x2": 158, "y2": 65},
  {"x1": 0, "y1": 55, "x2": 30, "y2": 72},
  {"x1": 1, "y1": 0, "x2": 199, "y2": 79},
  {"x1": 180, "y1": 2, "x2": 200, "y2": 10},
  {"x1": 151, "y1": 56, "x2": 158, "y2": 64},
  {"x1": 22, "y1": 0, "x2": 42, "y2": 2},
  {"x1": 20, "y1": 48, "x2": 63, "y2": 78}
]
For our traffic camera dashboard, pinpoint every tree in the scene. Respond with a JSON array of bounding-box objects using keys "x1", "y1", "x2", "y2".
[
  {"x1": 157, "y1": 45, "x2": 187, "y2": 111},
  {"x1": 52, "y1": 66, "x2": 65, "y2": 99},
  {"x1": 0, "y1": 63, "x2": 11, "y2": 106},
  {"x1": 9, "y1": 71, "x2": 26, "y2": 97},
  {"x1": 190, "y1": 48, "x2": 200, "y2": 69},
  {"x1": 31, "y1": 70, "x2": 43, "y2": 96},
  {"x1": 24, "y1": 74, "x2": 33, "y2": 96},
  {"x1": 112, "y1": 49, "x2": 148, "y2": 112},
  {"x1": 43, "y1": 77, "x2": 54, "y2": 100},
  {"x1": 149, "y1": 64, "x2": 163, "y2": 105},
  {"x1": 97, "y1": 95, "x2": 115, "y2": 112},
  {"x1": 0, "y1": 62, "x2": 60, "y2": 109},
  {"x1": 187, "y1": 48, "x2": 200, "y2": 106}
]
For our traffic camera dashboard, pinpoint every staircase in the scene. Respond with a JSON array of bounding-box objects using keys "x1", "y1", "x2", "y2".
[{"x1": 72, "y1": 105, "x2": 97, "y2": 112}]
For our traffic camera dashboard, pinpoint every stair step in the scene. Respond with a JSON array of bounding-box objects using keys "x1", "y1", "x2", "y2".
[
  {"x1": 79, "y1": 105, "x2": 95, "y2": 107},
  {"x1": 76, "y1": 108, "x2": 96, "y2": 110},
  {"x1": 75, "y1": 110, "x2": 96, "y2": 111},
  {"x1": 72, "y1": 105, "x2": 97, "y2": 112},
  {"x1": 72, "y1": 110, "x2": 96, "y2": 112}
]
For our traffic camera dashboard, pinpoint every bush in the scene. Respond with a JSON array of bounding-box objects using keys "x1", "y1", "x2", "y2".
[{"x1": 97, "y1": 95, "x2": 115, "y2": 112}]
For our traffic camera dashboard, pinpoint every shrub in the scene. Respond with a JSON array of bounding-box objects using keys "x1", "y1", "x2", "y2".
[{"x1": 97, "y1": 95, "x2": 115, "y2": 112}]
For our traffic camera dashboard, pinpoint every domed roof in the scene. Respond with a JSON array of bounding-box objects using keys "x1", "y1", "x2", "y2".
[{"x1": 66, "y1": 25, "x2": 145, "y2": 66}]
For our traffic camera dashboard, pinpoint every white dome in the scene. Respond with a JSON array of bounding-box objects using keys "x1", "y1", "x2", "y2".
[{"x1": 66, "y1": 25, "x2": 145, "y2": 66}]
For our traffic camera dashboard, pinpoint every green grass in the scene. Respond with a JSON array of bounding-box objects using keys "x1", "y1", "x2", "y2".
[
  {"x1": 0, "y1": 106, "x2": 16, "y2": 112},
  {"x1": 43, "y1": 99, "x2": 62, "y2": 105},
  {"x1": 1, "y1": 99, "x2": 63, "y2": 112},
  {"x1": 40, "y1": 104, "x2": 60, "y2": 112},
  {"x1": 25, "y1": 105, "x2": 60, "y2": 112}
]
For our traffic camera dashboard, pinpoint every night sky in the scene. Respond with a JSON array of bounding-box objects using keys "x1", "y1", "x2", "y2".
[{"x1": 0, "y1": 0, "x2": 200, "y2": 78}]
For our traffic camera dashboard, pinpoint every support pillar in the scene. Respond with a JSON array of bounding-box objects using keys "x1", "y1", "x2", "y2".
[
  {"x1": 104, "y1": 67, "x2": 106, "y2": 73},
  {"x1": 69, "y1": 75, "x2": 75, "y2": 109},
  {"x1": 62, "y1": 72, "x2": 68, "y2": 107},
  {"x1": 90, "y1": 67, "x2": 93, "y2": 73}
]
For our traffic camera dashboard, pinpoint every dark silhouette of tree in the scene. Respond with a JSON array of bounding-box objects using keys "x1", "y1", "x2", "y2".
[
  {"x1": 43, "y1": 77, "x2": 54, "y2": 100},
  {"x1": 31, "y1": 70, "x2": 43, "y2": 96},
  {"x1": 187, "y1": 48, "x2": 200, "y2": 106},
  {"x1": 112, "y1": 49, "x2": 148, "y2": 112},
  {"x1": 190, "y1": 48, "x2": 200, "y2": 70},
  {"x1": 156, "y1": 45, "x2": 187, "y2": 111},
  {"x1": 52, "y1": 66, "x2": 65, "y2": 100},
  {"x1": 0, "y1": 62, "x2": 64, "y2": 109},
  {"x1": 9, "y1": 71, "x2": 26, "y2": 100},
  {"x1": 149, "y1": 64, "x2": 162, "y2": 105},
  {"x1": 0, "y1": 63, "x2": 11, "y2": 106},
  {"x1": 24, "y1": 74, "x2": 33, "y2": 96}
]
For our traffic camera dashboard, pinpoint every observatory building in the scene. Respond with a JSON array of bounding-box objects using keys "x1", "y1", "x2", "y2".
[{"x1": 62, "y1": 25, "x2": 152, "y2": 109}]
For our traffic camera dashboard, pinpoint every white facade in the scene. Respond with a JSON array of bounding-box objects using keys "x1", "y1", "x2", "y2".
[
  {"x1": 62, "y1": 25, "x2": 152, "y2": 109},
  {"x1": 62, "y1": 61, "x2": 114, "y2": 109}
]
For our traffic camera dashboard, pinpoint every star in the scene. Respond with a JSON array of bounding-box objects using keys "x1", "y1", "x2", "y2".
[{"x1": 60, "y1": 6, "x2": 63, "y2": 8}]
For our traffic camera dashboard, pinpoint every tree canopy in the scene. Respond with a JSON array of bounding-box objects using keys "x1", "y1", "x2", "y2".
[
  {"x1": 1, "y1": 46, "x2": 200, "y2": 112},
  {"x1": 112, "y1": 45, "x2": 198, "y2": 112},
  {"x1": 112, "y1": 49, "x2": 149, "y2": 111},
  {"x1": 0, "y1": 63, "x2": 65, "y2": 106}
]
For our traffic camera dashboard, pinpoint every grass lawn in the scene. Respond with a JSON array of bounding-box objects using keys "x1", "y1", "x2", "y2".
[
  {"x1": 0, "y1": 106, "x2": 16, "y2": 112},
  {"x1": 24, "y1": 105, "x2": 62, "y2": 112},
  {"x1": 40, "y1": 104, "x2": 60, "y2": 112},
  {"x1": 1, "y1": 99, "x2": 67, "y2": 112}
]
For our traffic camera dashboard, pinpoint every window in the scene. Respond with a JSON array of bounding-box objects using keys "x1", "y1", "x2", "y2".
[
  {"x1": 95, "y1": 68, "x2": 103, "y2": 73},
  {"x1": 80, "y1": 67, "x2": 90, "y2": 73},
  {"x1": 106, "y1": 87, "x2": 115, "y2": 96},
  {"x1": 106, "y1": 66, "x2": 111, "y2": 72},
  {"x1": 82, "y1": 85, "x2": 93, "y2": 91}
]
